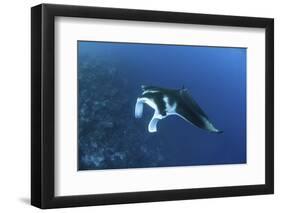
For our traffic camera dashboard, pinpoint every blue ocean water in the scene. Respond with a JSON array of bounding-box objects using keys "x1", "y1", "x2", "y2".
[{"x1": 78, "y1": 41, "x2": 246, "y2": 170}]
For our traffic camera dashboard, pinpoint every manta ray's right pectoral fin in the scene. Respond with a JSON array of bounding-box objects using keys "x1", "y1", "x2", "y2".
[
  {"x1": 135, "y1": 98, "x2": 144, "y2": 118},
  {"x1": 148, "y1": 113, "x2": 161, "y2": 133}
]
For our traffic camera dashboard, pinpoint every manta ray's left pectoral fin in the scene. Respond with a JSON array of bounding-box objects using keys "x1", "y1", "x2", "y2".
[
  {"x1": 148, "y1": 113, "x2": 161, "y2": 133},
  {"x1": 135, "y1": 98, "x2": 144, "y2": 118}
]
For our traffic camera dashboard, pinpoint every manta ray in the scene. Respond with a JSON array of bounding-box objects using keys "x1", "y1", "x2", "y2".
[{"x1": 135, "y1": 85, "x2": 222, "y2": 133}]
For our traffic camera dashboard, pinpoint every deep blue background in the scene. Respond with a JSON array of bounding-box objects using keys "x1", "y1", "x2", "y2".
[{"x1": 78, "y1": 41, "x2": 246, "y2": 170}]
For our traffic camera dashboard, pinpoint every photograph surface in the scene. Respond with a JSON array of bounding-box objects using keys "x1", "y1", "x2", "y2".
[{"x1": 78, "y1": 41, "x2": 246, "y2": 170}]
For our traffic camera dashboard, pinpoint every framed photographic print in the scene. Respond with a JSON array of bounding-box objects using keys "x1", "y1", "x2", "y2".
[{"x1": 31, "y1": 3, "x2": 274, "y2": 209}]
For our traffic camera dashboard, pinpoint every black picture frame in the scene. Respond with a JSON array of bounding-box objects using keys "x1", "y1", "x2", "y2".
[{"x1": 31, "y1": 3, "x2": 274, "y2": 209}]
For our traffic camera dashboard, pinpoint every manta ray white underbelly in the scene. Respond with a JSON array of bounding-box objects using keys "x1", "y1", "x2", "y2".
[{"x1": 135, "y1": 85, "x2": 222, "y2": 133}]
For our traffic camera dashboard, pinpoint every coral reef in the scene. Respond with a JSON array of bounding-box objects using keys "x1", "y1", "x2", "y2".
[{"x1": 78, "y1": 57, "x2": 163, "y2": 170}]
